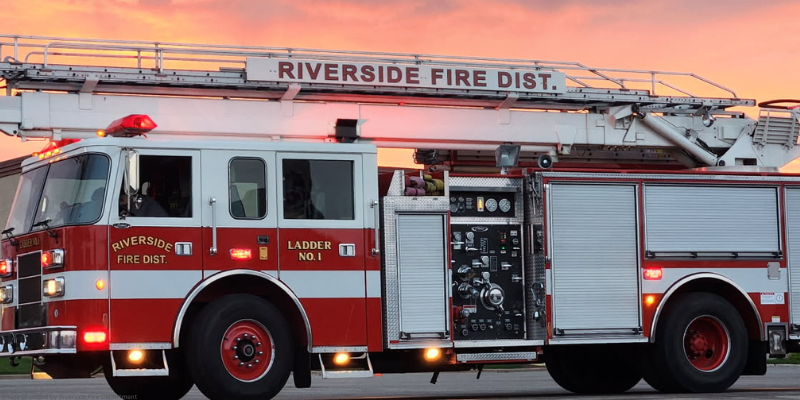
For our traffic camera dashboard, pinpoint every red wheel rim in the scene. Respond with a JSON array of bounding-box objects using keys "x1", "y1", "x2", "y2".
[
  {"x1": 220, "y1": 319, "x2": 275, "y2": 382},
  {"x1": 683, "y1": 315, "x2": 730, "y2": 372}
]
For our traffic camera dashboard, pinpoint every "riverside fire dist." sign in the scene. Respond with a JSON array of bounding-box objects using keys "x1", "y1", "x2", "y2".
[{"x1": 246, "y1": 58, "x2": 567, "y2": 94}]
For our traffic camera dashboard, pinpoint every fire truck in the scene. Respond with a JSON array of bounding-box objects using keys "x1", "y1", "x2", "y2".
[{"x1": 0, "y1": 34, "x2": 798, "y2": 400}]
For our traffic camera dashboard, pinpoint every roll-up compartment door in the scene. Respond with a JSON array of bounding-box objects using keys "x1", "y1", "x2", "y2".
[
  {"x1": 396, "y1": 213, "x2": 449, "y2": 337},
  {"x1": 548, "y1": 183, "x2": 640, "y2": 333},
  {"x1": 786, "y1": 188, "x2": 800, "y2": 325},
  {"x1": 644, "y1": 185, "x2": 779, "y2": 254}
]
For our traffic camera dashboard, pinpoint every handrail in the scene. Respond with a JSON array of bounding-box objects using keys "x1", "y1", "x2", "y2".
[{"x1": 0, "y1": 33, "x2": 741, "y2": 99}]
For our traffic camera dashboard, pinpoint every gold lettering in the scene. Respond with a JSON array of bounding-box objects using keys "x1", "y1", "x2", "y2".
[
  {"x1": 325, "y1": 241, "x2": 331, "y2": 250},
  {"x1": 116, "y1": 253, "x2": 168, "y2": 264},
  {"x1": 298, "y1": 252, "x2": 322, "y2": 262},
  {"x1": 18, "y1": 237, "x2": 40, "y2": 250},
  {"x1": 111, "y1": 236, "x2": 174, "y2": 253}
]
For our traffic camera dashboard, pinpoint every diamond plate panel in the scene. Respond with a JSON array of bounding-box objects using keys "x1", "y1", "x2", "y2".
[
  {"x1": 449, "y1": 176, "x2": 524, "y2": 224},
  {"x1": 525, "y1": 173, "x2": 547, "y2": 341},
  {"x1": 452, "y1": 339, "x2": 544, "y2": 348},
  {"x1": 455, "y1": 351, "x2": 538, "y2": 363},
  {"x1": 382, "y1": 195, "x2": 450, "y2": 348}
]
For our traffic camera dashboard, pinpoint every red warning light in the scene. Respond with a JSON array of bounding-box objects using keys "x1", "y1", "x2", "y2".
[
  {"x1": 643, "y1": 267, "x2": 663, "y2": 280},
  {"x1": 0, "y1": 260, "x2": 10, "y2": 277},
  {"x1": 83, "y1": 331, "x2": 107, "y2": 344},
  {"x1": 229, "y1": 248, "x2": 252, "y2": 260},
  {"x1": 32, "y1": 139, "x2": 80, "y2": 159},
  {"x1": 105, "y1": 114, "x2": 157, "y2": 137}
]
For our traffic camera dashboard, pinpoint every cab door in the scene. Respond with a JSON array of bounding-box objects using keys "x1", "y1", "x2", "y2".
[
  {"x1": 276, "y1": 152, "x2": 370, "y2": 348},
  {"x1": 200, "y1": 150, "x2": 278, "y2": 278},
  {"x1": 108, "y1": 149, "x2": 203, "y2": 345}
]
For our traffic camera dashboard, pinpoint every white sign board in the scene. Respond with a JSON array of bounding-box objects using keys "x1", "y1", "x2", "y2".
[{"x1": 246, "y1": 58, "x2": 567, "y2": 94}]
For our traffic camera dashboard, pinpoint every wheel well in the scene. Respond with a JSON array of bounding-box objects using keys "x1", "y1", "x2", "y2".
[
  {"x1": 654, "y1": 277, "x2": 762, "y2": 342},
  {"x1": 174, "y1": 273, "x2": 311, "y2": 350}
]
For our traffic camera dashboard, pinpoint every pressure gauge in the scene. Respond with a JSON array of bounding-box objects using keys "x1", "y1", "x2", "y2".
[
  {"x1": 485, "y1": 198, "x2": 498, "y2": 212},
  {"x1": 499, "y1": 198, "x2": 511, "y2": 212}
]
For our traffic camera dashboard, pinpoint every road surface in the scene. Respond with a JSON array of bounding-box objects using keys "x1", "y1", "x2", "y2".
[{"x1": 1, "y1": 365, "x2": 800, "y2": 399}]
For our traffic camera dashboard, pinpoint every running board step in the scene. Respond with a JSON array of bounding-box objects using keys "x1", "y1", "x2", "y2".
[
  {"x1": 319, "y1": 353, "x2": 373, "y2": 378},
  {"x1": 456, "y1": 351, "x2": 538, "y2": 363},
  {"x1": 110, "y1": 349, "x2": 169, "y2": 377}
]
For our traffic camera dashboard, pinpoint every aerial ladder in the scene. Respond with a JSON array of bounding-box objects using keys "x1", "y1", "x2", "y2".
[{"x1": 0, "y1": 34, "x2": 797, "y2": 171}]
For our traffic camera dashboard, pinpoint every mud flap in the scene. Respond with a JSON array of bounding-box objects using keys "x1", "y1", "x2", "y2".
[
  {"x1": 293, "y1": 347, "x2": 311, "y2": 388},
  {"x1": 742, "y1": 340, "x2": 767, "y2": 376}
]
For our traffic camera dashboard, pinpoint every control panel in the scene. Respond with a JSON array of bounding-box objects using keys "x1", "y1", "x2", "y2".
[
  {"x1": 449, "y1": 192, "x2": 515, "y2": 218},
  {"x1": 450, "y1": 223, "x2": 524, "y2": 340}
]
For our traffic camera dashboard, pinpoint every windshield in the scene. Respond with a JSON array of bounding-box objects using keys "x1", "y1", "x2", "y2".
[{"x1": 5, "y1": 154, "x2": 111, "y2": 235}]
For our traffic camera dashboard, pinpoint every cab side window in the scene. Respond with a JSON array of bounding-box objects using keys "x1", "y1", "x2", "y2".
[
  {"x1": 229, "y1": 158, "x2": 267, "y2": 219},
  {"x1": 119, "y1": 155, "x2": 192, "y2": 218},
  {"x1": 282, "y1": 159, "x2": 354, "y2": 220}
]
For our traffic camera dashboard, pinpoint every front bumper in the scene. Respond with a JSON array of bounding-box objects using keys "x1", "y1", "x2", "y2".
[{"x1": 0, "y1": 326, "x2": 77, "y2": 356}]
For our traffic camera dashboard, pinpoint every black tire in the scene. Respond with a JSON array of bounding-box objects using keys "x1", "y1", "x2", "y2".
[
  {"x1": 103, "y1": 349, "x2": 194, "y2": 400},
  {"x1": 186, "y1": 294, "x2": 293, "y2": 400},
  {"x1": 642, "y1": 292, "x2": 747, "y2": 393},
  {"x1": 545, "y1": 344, "x2": 642, "y2": 394}
]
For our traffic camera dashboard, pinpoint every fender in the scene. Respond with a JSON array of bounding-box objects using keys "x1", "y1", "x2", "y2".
[
  {"x1": 649, "y1": 272, "x2": 763, "y2": 342},
  {"x1": 172, "y1": 269, "x2": 313, "y2": 351}
]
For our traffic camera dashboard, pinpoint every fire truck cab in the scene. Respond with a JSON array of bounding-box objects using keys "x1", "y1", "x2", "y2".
[{"x1": 0, "y1": 35, "x2": 799, "y2": 400}]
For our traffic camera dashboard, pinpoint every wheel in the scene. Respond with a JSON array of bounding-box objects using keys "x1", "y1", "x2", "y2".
[
  {"x1": 545, "y1": 344, "x2": 642, "y2": 394},
  {"x1": 641, "y1": 292, "x2": 747, "y2": 393},
  {"x1": 103, "y1": 349, "x2": 194, "y2": 400},
  {"x1": 186, "y1": 294, "x2": 293, "y2": 400}
]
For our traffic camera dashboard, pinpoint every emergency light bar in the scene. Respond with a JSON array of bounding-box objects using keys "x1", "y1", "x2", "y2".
[
  {"x1": 32, "y1": 139, "x2": 80, "y2": 159},
  {"x1": 103, "y1": 114, "x2": 157, "y2": 137}
]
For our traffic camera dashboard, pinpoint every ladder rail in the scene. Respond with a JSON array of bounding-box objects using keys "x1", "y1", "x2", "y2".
[{"x1": 0, "y1": 34, "x2": 743, "y2": 101}]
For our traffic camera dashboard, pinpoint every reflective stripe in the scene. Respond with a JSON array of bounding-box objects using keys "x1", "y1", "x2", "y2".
[
  {"x1": 111, "y1": 270, "x2": 202, "y2": 300},
  {"x1": 366, "y1": 270, "x2": 381, "y2": 297},
  {"x1": 42, "y1": 270, "x2": 109, "y2": 302},
  {"x1": 27, "y1": 268, "x2": 790, "y2": 301},
  {"x1": 29, "y1": 269, "x2": 382, "y2": 300},
  {"x1": 642, "y1": 268, "x2": 787, "y2": 294},
  {"x1": 280, "y1": 270, "x2": 366, "y2": 298}
]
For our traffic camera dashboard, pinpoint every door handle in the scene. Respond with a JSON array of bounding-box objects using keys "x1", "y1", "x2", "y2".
[
  {"x1": 371, "y1": 200, "x2": 380, "y2": 257},
  {"x1": 176, "y1": 242, "x2": 192, "y2": 256},
  {"x1": 339, "y1": 244, "x2": 356, "y2": 257},
  {"x1": 209, "y1": 197, "x2": 217, "y2": 256}
]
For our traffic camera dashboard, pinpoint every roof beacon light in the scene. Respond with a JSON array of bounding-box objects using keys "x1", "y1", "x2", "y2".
[{"x1": 105, "y1": 114, "x2": 157, "y2": 137}]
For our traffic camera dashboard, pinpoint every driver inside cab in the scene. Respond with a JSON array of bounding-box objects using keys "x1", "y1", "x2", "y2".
[{"x1": 119, "y1": 190, "x2": 169, "y2": 217}]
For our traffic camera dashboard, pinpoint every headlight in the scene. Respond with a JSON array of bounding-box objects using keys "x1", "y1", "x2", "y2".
[
  {"x1": 43, "y1": 277, "x2": 65, "y2": 297},
  {"x1": 0, "y1": 285, "x2": 12, "y2": 304}
]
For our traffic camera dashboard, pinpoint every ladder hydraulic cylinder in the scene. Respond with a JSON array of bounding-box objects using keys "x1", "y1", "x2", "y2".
[{"x1": 638, "y1": 112, "x2": 719, "y2": 166}]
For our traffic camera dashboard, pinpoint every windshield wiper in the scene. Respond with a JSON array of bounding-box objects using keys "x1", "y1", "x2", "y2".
[
  {"x1": 32, "y1": 219, "x2": 58, "y2": 240},
  {"x1": 1, "y1": 227, "x2": 18, "y2": 248}
]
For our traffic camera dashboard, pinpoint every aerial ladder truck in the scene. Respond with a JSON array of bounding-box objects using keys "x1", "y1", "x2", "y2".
[{"x1": 0, "y1": 34, "x2": 797, "y2": 400}]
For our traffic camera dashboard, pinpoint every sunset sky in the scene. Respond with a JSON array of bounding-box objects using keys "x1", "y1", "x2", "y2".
[{"x1": 1, "y1": 0, "x2": 799, "y2": 169}]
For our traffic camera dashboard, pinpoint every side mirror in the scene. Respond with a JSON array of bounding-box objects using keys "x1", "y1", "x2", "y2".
[
  {"x1": 124, "y1": 149, "x2": 140, "y2": 196},
  {"x1": 120, "y1": 149, "x2": 140, "y2": 219}
]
